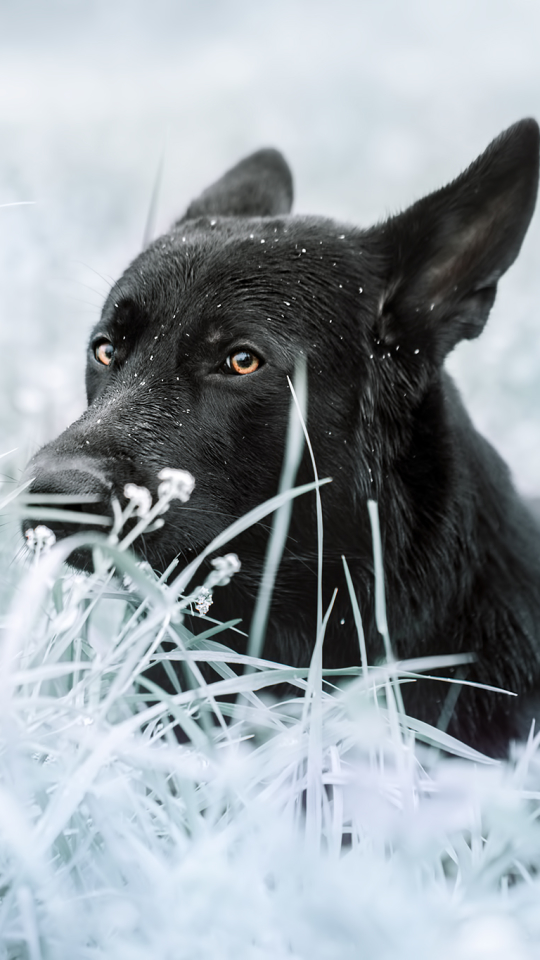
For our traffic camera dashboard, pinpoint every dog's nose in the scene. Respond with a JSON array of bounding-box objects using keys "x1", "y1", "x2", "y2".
[
  {"x1": 22, "y1": 461, "x2": 113, "y2": 544},
  {"x1": 29, "y1": 465, "x2": 110, "y2": 499}
]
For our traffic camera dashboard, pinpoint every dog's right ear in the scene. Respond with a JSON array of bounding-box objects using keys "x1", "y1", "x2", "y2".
[{"x1": 180, "y1": 148, "x2": 293, "y2": 221}]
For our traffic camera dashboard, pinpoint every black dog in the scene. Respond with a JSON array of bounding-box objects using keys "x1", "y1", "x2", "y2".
[{"x1": 26, "y1": 120, "x2": 540, "y2": 755}]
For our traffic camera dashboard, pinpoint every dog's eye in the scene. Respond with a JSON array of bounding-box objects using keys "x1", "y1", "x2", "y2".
[
  {"x1": 223, "y1": 350, "x2": 261, "y2": 376},
  {"x1": 94, "y1": 340, "x2": 114, "y2": 366}
]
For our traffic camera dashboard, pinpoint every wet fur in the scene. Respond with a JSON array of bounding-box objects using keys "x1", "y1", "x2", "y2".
[{"x1": 26, "y1": 123, "x2": 540, "y2": 755}]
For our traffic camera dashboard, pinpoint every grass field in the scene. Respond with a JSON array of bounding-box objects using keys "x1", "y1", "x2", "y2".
[{"x1": 1, "y1": 457, "x2": 540, "y2": 959}]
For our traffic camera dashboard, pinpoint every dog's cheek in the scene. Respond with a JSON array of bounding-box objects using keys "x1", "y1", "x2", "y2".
[
  {"x1": 218, "y1": 417, "x2": 287, "y2": 509},
  {"x1": 85, "y1": 364, "x2": 102, "y2": 405},
  {"x1": 197, "y1": 386, "x2": 290, "y2": 500}
]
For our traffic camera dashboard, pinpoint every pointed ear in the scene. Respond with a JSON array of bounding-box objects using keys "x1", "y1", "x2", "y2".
[
  {"x1": 180, "y1": 148, "x2": 293, "y2": 221},
  {"x1": 377, "y1": 119, "x2": 539, "y2": 362}
]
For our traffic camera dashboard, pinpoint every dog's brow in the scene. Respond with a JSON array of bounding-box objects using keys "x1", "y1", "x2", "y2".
[{"x1": 105, "y1": 297, "x2": 146, "y2": 334}]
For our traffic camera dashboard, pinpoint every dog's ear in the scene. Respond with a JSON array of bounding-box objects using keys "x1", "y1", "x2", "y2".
[
  {"x1": 180, "y1": 148, "x2": 293, "y2": 221},
  {"x1": 377, "y1": 119, "x2": 539, "y2": 362}
]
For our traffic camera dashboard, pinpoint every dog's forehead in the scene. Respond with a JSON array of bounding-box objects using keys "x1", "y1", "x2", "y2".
[
  {"x1": 113, "y1": 216, "x2": 365, "y2": 303},
  {"x1": 98, "y1": 214, "x2": 373, "y2": 348},
  {"x1": 173, "y1": 214, "x2": 359, "y2": 250}
]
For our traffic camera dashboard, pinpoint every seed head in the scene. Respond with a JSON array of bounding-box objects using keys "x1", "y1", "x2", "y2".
[
  {"x1": 124, "y1": 483, "x2": 152, "y2": 517},
  {"x1": 206, "y1": 553, "x2": 241, "y2": 589},
  {"x1": 157, "y1": 468, "x2": 195, "y2": 503}
]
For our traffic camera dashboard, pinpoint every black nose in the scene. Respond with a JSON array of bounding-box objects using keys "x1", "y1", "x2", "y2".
[{"x1": 22, "y1": 460, "x2": 113, "y2": 547}]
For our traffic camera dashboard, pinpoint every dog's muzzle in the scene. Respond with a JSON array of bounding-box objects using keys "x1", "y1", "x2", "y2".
[{"x1": 22, "y1": 457, "x2": 114, "y2": 561}]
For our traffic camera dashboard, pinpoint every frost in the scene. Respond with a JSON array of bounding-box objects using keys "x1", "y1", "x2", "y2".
[{"x1": 195, "y1": 586, "x2": 213, "y2": 615}]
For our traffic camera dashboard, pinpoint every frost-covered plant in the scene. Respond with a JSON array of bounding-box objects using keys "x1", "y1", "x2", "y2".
[{"x1": 1, "y1": 455, "x2": 540, "y2": 959}]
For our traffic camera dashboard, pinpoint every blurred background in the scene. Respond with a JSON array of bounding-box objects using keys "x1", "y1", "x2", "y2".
[{"x1": 1, "y1": 0, "x2": 540, "y2": 493}]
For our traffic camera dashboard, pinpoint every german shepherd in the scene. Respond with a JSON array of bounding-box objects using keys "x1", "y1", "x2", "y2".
[{"x1": 25, "y1": 119, "x2": 540, "y2": 755}]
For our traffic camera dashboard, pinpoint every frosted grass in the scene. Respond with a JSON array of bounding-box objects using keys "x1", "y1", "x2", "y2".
[{"x1": 1, "y1": 464, "x2": 540, "y2": 957}]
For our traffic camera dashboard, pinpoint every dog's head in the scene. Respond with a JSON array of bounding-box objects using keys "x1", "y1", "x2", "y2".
[{"x1": 25, "y1": 121, "x2": 539, "y2": 574}]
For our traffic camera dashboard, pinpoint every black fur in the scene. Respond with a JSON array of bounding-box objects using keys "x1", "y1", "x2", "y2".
[{"x1": 25, "y1": 122, "x2": 540, "y2": 755}]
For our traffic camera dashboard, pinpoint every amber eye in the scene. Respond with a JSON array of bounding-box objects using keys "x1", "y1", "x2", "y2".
[
  {"x1": 225, "y1": 350, "x2": 261, "y2": 375},
  {"x1": 94, "y1": 340, "x2": 114, "y2": 366}
]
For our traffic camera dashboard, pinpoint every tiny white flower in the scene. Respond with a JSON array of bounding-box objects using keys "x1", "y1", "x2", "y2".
[
  {"x1": 124, "y1": 483, "x2": 152, "y2": 517},
  {"x1": 36, "y1": 525, "x2": 56, "y2": 547},
  {"x1": 25, "y1": 525, "x2": 56, "y2": 553},
  {"x1": 157, "y1": 468, "x2": 195, "y2": 503}
]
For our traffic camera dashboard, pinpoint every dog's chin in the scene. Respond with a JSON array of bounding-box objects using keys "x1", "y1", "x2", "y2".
[{"x1": 64, "y1": 535, "x2": 191, "y2": 580}]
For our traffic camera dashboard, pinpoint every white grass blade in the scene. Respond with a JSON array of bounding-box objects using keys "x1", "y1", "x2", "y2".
[
  {"x1": 288, "y1": 374, "x2": 325, "y2": 639},
  {"x1": 367, "y1": 499, "x2": 405, "y2": 721},
  {"x1": 15, "y1": 507, "x2": 112, "y2": 526},
  {"x1": 305, "y1": 589, "x2": 338, "y2": 852},
  {"x1": 248, "y1": 355, "x2": 307, "y2": 660},
  {"x1": 0, "y1": 477, "x2": 34, "y2": 510},
  {"x1": 342, "y1": 555, "x2": 368, "y2": 681}
]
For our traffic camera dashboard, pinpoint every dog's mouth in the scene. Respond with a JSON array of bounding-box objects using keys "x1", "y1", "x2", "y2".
[
  {"x1": 20, "y1": 461, "x2": 116, "y2": 566},
  {"x1": 19, "y1": 466, "x2": 176, "y2": 573},
  {"x1": 21, "y1": 496, "x2": 111, "y2": 569}
]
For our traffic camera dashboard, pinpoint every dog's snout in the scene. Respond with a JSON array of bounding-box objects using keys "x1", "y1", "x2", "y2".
[
  {"x1": 29, "y1": 465, "x2": 110, "y2": 501},
  {"x1": 23, "y1": 460, "x2": 114, "y2": 544}
]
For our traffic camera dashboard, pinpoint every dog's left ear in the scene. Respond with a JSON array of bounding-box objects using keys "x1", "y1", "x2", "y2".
[
  {"x1": 180, "y1": 148, "x2": 293, "y2": 221},
  {"x1": 377, "y1": 119, "x2": 539, "y2": 362}
]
